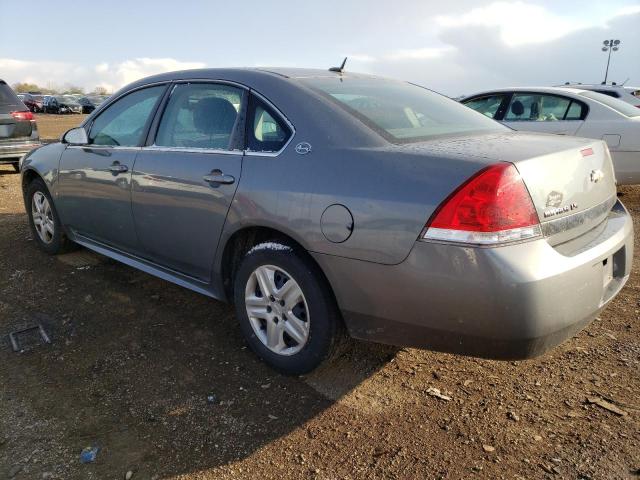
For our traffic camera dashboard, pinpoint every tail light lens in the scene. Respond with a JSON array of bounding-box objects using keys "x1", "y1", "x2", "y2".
[
  {"x1": 422, "y1": 162, "x2": 541, "y2": 245},
  {"x1": 11, "y1": 111, "x2": 34, "y2": 121}
]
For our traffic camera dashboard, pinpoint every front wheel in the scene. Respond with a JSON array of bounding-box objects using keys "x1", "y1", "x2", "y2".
[
  {"x1": 233, "y1": 242, "x2": 344, "y2": 375},
  {"x1": 26, "y1": 178, "x2": 74, "y2": 254}
]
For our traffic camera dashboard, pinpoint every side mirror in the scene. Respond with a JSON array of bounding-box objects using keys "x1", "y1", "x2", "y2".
[{"x1": 62, "y1": 127, "x2": 88, "y2": 145}]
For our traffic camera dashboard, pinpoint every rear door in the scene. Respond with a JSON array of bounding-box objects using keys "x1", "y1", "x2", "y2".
[
  {"x1": 131, "y1": 82, "x2": 246, "y2": 280},
  {"x1": 0, "y1": 81, "x2": 33, "y2": 143},
  {"x1": 501, "y1": 92, "x2": 586, "y2": 135},
  {"x1": 57, "y1": 84, "x2": 167, "y2": 252}
]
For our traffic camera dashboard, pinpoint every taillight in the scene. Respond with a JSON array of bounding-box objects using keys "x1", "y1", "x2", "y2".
[
  {"x1": 10, "y1": 111, "x2": 34, "y2": 121},
  {"x1": 422, "y1": 162, "x2": 541, "y2": 245}
]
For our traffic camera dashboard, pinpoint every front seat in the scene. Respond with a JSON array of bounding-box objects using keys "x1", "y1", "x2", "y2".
[
  {"x1": 510, "y1": 100, "x2": 524, "y2": 119},
  {"x1": 192, "y1": 97, "x2": 238, "y2": 149}
]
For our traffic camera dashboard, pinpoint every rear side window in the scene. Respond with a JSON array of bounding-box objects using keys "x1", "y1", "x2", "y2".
[
  {"x1": 155, "y1": 83, "x2": 244, "y2": 150},
  {"x1": 89, "y1": 86, "x2": 165, "y2": 146},
  {"x1": 246, "y1": 95, "x2": 292, "y2": 153},
  {"x1": 462, "y1": 94, "x2": 509, "y2": 119},
  {"x1": 0, "y1": 81, "x2": 23, "y2": 109},
  {"x1": 504, "y1": 93, "x2": 584, "y2": 121}
]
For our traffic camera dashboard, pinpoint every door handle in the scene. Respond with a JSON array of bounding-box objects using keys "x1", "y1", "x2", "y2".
[
  {"x1": 203, "y1": 170, "x2": 235, "y2": 185},
  {"x1": 109, "y1": 162, "x2": 128, "y2": 174}
]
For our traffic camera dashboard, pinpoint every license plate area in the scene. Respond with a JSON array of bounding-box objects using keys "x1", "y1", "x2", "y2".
[{"x1": 601, "y1": 246, "x2": 626, "y2": 304}]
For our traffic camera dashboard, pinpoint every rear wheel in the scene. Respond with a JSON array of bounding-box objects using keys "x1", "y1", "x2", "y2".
[
  {"x1": 233, "y1": 242, "x2": 344, "y2": 375},
  {"x1": 26, "y1": 178, "x2": 74, "y2": 254}
]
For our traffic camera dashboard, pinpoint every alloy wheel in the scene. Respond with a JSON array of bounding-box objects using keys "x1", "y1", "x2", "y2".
[
  {"x1": 244, "y1": 265, "x2": 310, "y2": 356},
  {"x1": 32, "y1": 191, "x2": 55, "y2": 244}
]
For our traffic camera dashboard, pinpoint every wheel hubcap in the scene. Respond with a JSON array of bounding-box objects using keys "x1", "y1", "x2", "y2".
[
  {"x1": 31, "y1": 191, "x2": 55, "y2": 244},
  {"x1": 245, "y1": 265, "x2": 310, "y2": 356}
]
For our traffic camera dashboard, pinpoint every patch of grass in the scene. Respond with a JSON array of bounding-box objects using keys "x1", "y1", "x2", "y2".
[{"x1": 35, "y1": 113, "x2": 88, "y2": 141}]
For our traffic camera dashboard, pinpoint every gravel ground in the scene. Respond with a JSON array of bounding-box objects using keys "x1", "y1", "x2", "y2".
[{"x1": 0, "y1": 163, "x2": 639, "y2": 480}]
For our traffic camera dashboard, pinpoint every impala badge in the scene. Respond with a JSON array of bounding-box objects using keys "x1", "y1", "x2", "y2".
[
  {"x1": 590, "y1": 169, "x2": 604, "y2": 183},
  {"x1": 295, "y1": 142, "x2": 312, "y2": 155}
]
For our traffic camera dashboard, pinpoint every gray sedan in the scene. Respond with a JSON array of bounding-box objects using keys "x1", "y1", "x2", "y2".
[{"x1": 20, "y1": 68, "x2": 633, "y2": 374}]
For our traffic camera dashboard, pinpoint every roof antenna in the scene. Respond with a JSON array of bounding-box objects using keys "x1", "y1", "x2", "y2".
[
  {"x1": 329, "y1": 57, "x2": 348, "y2": 73},
  {"x1": 621, "y1": 77, "x2": 630, "y2": 86}
]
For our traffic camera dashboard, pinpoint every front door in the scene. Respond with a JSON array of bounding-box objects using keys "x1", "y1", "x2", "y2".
[
  {"x1": 57, "y1": 85, "x2": 167, "y2": 252},
  {"x1": 131, "y1": 82, "x2": 246, "y2": 280}
]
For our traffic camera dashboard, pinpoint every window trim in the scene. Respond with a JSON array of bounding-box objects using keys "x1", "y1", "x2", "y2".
[
  {"x1": 500, "y1": 91, "x2": 589, "y2": 122},
  {"x1": 244, "y1": 89, "x2": 296, "y2": 157},
  {"x1": 141, "y1": 79, "x2": 295, "y2": 157},
  {"x1": 146, "y1": 80, "x2": 249, "y2": 154},
  {"x1": 244, "y1": 90, "x2": 295, "y2": 156},
  {"x1": 82, "y1": 82, "x2": 170, "y2": 149}
]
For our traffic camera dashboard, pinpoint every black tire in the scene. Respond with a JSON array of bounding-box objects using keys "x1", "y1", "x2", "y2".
[
  {"x1": 233, "y1": 242, "x2": 344, "y2": 375},
  {"x1": 12, "y1": 163, "x2": 20, "y2": 173},
  {"x1": 25, "y1": 178, "x2": 75, "y2": 254}
]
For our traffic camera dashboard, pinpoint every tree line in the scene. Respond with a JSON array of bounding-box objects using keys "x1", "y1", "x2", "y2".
[{"x1": 12, "y1": 82, "x2": 111, "y2": 96}]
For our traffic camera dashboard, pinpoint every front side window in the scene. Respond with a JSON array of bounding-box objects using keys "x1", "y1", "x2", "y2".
[
  {"x1": 504, "y1": 94, "x2": 580, "y2": 122},
  {"x1": 89, "y1": 85, "x2": 165, "y2": 146},
  {"x1": 246, "y1": 95, "x2": 291, "y2": 152},
  {"x1": 155, "y1": 83, "x2": 244, "y2": 150},
  {"x1": 462, "y1": 94, "x2": 509, "y2": 119},
  {"x1": 300, "y1": 76, "x2": 505, "y2": 143}
]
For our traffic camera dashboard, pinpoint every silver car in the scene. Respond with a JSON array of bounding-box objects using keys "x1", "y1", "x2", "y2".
[{"x1": 20, "y1": 68, "x2": 633, "y2": 374}]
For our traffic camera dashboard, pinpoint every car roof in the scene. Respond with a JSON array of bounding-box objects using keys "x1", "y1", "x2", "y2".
[
  {"x1": 463, "y1": 86, "x2": 587, "y2": 99},
  {"x1": 122, "y1": 67, "x2": 382, "y2": 91}
]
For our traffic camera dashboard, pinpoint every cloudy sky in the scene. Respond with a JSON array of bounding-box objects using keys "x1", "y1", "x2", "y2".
[{"x1": 1, "y1": 0, "x2": 638, "y2": 96}]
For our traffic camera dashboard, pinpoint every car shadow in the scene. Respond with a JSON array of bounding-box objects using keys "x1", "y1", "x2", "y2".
[{"x1": 0, "y1": 211, "x2": 397, "y2": 479}]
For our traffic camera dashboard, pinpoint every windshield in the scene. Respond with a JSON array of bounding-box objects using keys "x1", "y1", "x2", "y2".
[
  {"x1": 580, "y1": 91, "x2": 640, "y2": 117},
  {"x1": 300, "y1": 76, "x2": 506, "y2": 142}
]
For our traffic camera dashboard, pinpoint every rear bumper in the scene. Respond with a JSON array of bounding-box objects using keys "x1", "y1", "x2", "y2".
[
  {"x1": 313, "y1": 200, "x2": 634, "y2": 359},
  {"x1": 0, "y1": 142, "x2": 41, "y2": 162}
]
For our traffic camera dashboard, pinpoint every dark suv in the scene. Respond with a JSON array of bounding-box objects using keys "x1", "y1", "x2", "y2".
[{"x1": 0, "y1": 80, "x2": 41, "y2": 172}]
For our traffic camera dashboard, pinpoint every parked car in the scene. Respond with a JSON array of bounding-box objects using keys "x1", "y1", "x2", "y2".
[
  {"x1": 44, "y1": 95, "x2": 82, "y2": 114},
  {"x1": 558, "y1": 83, "x2": 640, "y2": 107},
  {"x1": 21, "y1": 69, "x2": 633, "y2": 373},
  {"x1": 0, "y1": 80, "x2": 41, "y2": 172},
  {"x1": 17, "y1": 93, "x2": 40, "y2": 112},
  {"x1": 77, "y1": 95, "x2": 107, "y2": 114},
  {"x1": 460, "y1": 87, "x2": 640, "y2": 184},
  {"x1": 31, "y1": 94, "x2": 45, "y2": 112}
]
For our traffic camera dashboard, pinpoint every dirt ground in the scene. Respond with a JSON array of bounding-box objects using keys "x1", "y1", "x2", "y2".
[
  {"x1": 0, "y1": 153, "x2": 639, "y2": 478},
  {"x1": 35, "y1": 114, "x2": 88, "y2": 141}
]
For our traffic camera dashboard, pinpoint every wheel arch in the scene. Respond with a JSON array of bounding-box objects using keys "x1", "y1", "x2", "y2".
[{"x1": 218, "y1": 225, "x2": 339, "y2": 313}]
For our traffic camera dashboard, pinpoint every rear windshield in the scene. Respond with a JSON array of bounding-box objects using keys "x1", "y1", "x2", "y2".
[
  {"x1": 300, "y1": 76, "x2": 506, "y2": 143},
  {"x1": 0, "y1": 81, "x2": 23, "y2": 108},
  {"x1": 580, "y1": 91, "x2": 640, "y2": 117}
]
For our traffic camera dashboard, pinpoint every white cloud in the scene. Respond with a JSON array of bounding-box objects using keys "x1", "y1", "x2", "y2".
[
  {"x1": 435, "y1": 1, "x2": 586, "y2": 46},
  {"x1": 0, "y1": 57, "x2": 206, "y2": 92},
  {"x1": 385, "y1": 46, "x2": 454, "y2": 60}
]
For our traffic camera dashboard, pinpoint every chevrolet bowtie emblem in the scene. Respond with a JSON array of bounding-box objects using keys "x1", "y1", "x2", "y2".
[{"x1": 590, "y1": 169, "x2": 604, "y2": 183}]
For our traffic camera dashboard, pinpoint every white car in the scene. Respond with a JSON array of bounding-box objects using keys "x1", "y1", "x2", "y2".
[
  {"x1": 556, "y1": 83, "x2": 640, "y2": 107},
  {"x1": 461, "y1": 87, "x2": 640, "y2": 184}
]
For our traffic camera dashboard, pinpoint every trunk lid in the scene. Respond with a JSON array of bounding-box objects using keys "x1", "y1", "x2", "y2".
[{"x1": 407, "y1": 131, "x2": 616, "y2": 245}]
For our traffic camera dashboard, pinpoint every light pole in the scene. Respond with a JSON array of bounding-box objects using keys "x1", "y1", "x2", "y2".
[{"x1": 601, "y1": 39, "x2": 621, "y2": 84}]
